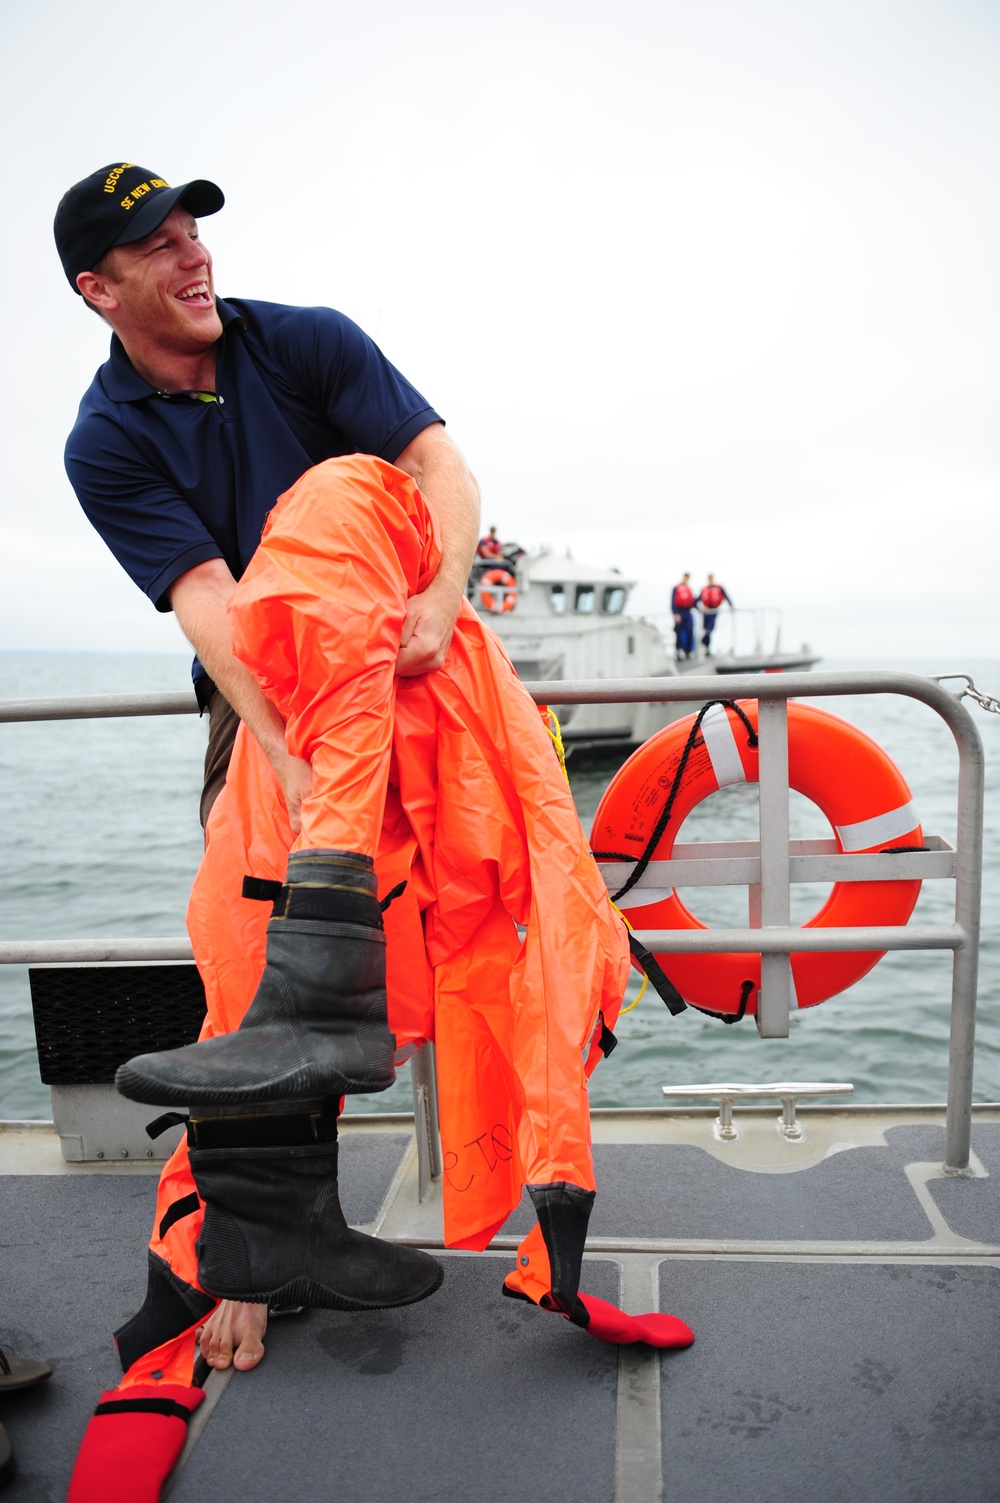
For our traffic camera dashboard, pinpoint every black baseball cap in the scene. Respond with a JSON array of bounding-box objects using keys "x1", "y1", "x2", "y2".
[{"x1": 54, "y1": 162, "x2": 225, "y2": 291}]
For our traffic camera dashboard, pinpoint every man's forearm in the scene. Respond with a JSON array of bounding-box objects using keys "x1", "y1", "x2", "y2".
[
  {"x1": 171, "y1": 560, "x2": 314, "y2": 829},
  {"x1": 414, "y1": 438, "x2": 480, "y2": 602},
  {"x1": 193, "y1": 625, "x2": 287, "y2": 762},
  {"x1": 393, "y1": 425, "x2": 481, "y2": 673},
  {"x1": 397, "y1": 426, "x2": 479, "y2": 588},
  {"x1": 171, "y1": 562, "x2": 288, "y2": 767}
]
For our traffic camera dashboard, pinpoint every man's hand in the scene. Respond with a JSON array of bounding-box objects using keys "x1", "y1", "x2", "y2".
[
  {"x1": 396, "y1": 577, "x2": 463, "y2": 675},
  {"x1": 393, "y1": 424, "x2": 479, "y2": 676},
  {"x1": 274, "y1": 751, "x2": 314, "y2": 832}
]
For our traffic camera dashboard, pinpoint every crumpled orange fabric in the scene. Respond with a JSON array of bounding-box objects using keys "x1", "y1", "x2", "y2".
[{"x1": 177, "y1": 454, "x2": 628, "y2": 1251}]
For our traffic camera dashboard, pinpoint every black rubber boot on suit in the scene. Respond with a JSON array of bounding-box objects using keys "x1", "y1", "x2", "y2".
[
  {"x1": 528, "y1": 1181, "x2": 596, "y2": 1318},
  {"x1": 188, "y1": 1102, "x2": 443, "y2": 1310},
  {"x1": 114, "y1": 1252, "x2": 216, "y2": 1372},
  {"x1": 116, "y1": 850, "x2": 396, "y2": 1108}
]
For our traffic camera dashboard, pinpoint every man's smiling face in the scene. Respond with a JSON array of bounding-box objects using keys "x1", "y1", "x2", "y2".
[{"x1": 91, "y1": 205, "x2": 223, "y2": 363}]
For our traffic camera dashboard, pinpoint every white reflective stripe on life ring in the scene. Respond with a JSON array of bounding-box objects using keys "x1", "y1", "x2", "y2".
[
  {"x1": 701, "y1": 703, "x2": 747, "y2": 789},
  {"x1": 835, "y1": 802, "x2": 918, "y2": 852}
]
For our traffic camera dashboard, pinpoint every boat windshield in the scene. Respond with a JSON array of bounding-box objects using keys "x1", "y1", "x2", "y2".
[
  {"x1": 550, "y1": 585, "x2": 566, "y2": 614},
  {"x1": 602, "y1": 587, "x2": 626, "y2": 615},
  {"x1": 575, "y1": 585, "x2": 596, "y2": 614}
]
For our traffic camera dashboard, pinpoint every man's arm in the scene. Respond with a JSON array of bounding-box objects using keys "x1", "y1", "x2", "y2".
[
  {"x1": 170, "y1": 559, "x2": 313, "y2": 830},
  {"x1": 392, "y1": 423, "x2": 480, "y2": 675}
]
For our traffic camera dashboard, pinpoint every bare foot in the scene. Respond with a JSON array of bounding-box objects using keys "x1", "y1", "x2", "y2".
[{"x1": 196, "y1": 1301, "x2": 267, "y2": 1371}]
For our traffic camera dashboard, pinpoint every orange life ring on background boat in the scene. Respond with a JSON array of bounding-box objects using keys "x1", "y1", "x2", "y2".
[
  {"x1": 479, "y1": 568, "x2": 517, "y2": 613},
  {"x1": 591, "y1": 700, "x2": 922, "y2": 1016}
]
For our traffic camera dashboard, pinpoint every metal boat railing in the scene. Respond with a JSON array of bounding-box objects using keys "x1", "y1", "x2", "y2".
[
  {"x1": 648, "y1": 606, "x2": 792, "y2": 659},
  {"x1": 0, "y1": 670, "x2": 985, "y2": 1171}
]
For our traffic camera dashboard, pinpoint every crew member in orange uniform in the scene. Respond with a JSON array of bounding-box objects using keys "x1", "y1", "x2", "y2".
[
  {"x1": 672, "y1": 572, "x2": 696, "y2": 658},
  {"x1": 697, "y1": 573, "x2": 733, "y2": 655}
]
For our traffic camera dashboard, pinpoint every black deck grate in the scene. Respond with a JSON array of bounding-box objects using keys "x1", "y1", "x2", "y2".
[{"x1": 28, "y1": 964, "x2": 207, "y2": 1084}]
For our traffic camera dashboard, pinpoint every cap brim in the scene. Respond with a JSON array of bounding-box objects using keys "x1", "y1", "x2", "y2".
[{"x1": 112, "y1": 178, "x2": 225, "y2": 249}]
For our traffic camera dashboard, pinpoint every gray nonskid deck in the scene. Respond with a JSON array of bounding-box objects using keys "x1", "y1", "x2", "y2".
[
  {"x1": 1, "y1": 1110, "x2": 998, "y2": 1502},
  {"x1": 501, "y1": 1126, "x2": 956, "y2": 1244},
  {"x1": 170, "y1": 1256, "x2": 622, "y2": 1503},
  {"x1": 657, "y1": 1259, "x2": 1000, "y2": 1503}
]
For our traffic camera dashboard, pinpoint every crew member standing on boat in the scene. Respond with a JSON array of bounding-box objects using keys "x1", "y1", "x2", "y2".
[
  {"x1": 55, "y1": 164, "x2": 690, "y2": 1490},
  {"x1": 697, "y1": 573, "x2": 733, "y2": 655},
  {"x1": 55, "y1": 161, "x2": 470, "y2": 1380},
  {"x1": 476, "y1": 525, "x2": 504, "y2": 559},
  {"x1": 672, "y1": 572, "x2": 696, "y2": 659}
]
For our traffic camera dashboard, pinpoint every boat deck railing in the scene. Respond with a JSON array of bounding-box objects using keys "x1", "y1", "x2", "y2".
[
  {"x1": 0, "y1": 670, "x2": 985, "y2": 1173},
  {"x1": 647, "y1": 605, "x2": 791, "y2": 658}
]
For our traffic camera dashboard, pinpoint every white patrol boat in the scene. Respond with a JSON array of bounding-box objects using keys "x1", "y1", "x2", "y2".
[{"x1": 467, "y1": 546, "x2": 820, "y2": 754}]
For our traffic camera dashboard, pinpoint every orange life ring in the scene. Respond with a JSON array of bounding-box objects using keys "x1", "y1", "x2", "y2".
[
  {"x1": 479, "y1": 568, "x2": 517, "y2": 613},
  {"x1": 591, "y1": 700, "x2": 922, "y2": 1016}
]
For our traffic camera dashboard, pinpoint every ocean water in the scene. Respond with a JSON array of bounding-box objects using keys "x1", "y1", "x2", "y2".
[{"x1": 1, "y1": 651, "x2": 997, "y2": 1120}]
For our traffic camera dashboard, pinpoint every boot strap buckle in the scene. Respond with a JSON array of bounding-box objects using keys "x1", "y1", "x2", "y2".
[{"x1": 187, "y1": 1104, "x2": 338, "y2": 1150}]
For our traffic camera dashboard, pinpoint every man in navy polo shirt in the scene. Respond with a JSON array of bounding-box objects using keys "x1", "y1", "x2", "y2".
[
  {"x1": 57, "y1": 161, "x2": 480, "y2": 829},
  {"x1": 55, "y1": 162, "x2": 482, "y2": 1373}
]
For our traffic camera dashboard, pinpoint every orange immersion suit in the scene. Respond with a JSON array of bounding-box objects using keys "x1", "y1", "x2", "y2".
[
  {"x1": 149, "y1": 453, "x2": 629, "y2": 1284},
  {"x1": 69, "y1": 451, "x2": 697, "y2": 1503}
]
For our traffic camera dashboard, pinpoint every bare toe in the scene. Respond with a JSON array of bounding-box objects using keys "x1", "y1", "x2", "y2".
[
  {"x1": 199, "y1": 1301, "x2": 267, "y2": 1372},
  {"x1": 233, "y1": 1332, "x2": 265, "y2": 1370}
]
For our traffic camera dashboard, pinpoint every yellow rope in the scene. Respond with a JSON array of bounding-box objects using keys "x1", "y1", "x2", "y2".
[
  {"x1": 539, "y1": 704, "x2": 569, "y2": 783},
  {"x1": 609, "y1": 901, "x2": 647, "y2": 1014}
]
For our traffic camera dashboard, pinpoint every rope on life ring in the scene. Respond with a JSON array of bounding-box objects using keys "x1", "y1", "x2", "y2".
[
  {"x1": 591, "y1": 699, "x2": 923, "y2": 1019},
  {"x1": 479, "y1": 568, "x2": 517, "y2": 613}
]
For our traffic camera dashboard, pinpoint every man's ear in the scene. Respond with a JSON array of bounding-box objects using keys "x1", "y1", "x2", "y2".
[{"x1": 76, "y1": 268, "x2": 118, "y2": 311}]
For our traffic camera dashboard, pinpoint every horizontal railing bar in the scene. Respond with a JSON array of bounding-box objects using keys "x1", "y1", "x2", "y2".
[
  {"x1": 0, "y1": 939, "x2": 194, "y2": 964},
  {"x1": 629, "y1": 924, "x2": 964, "y2": 953},
  {"x1": 790, "y1": 852, "x2": 954, "y2": 881},
  {"x1": 614, "y1": 834, "x2": 954, "y2": 860},
  {"x1": 522, "y1": 668, "x2": 975, "y2": 723},
  {"x1": 0, "y1": 669, "x2": 972, "y2": 725},
  {"x1": 0, "y1": 923, "x2": 962, "y2": 967},
  {"x1": 606, "y1": 857, "x2": 763, "y2": 888},
  {"x1": 0, "y1": 692, "x2": 200, "y2": 724},
  {"x1": 599, "y1": 849, "x2": 956, "y2": 888},
  {"x1": 675, "y1": 837, "x2": 836, "y2": 858}
]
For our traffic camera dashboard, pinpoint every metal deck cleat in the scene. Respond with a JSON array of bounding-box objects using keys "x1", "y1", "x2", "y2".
[{"x1": 661, "y1": 1081, "x2": 855, "y2": 1141}]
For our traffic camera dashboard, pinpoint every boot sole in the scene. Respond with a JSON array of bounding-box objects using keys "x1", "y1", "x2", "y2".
[
  {"x1": 202, "y1": 1260, "x2": 445, "y2": 1312},
  {"x1": 115, "y1": 1060, "x2": 395, "y2": 1107}
]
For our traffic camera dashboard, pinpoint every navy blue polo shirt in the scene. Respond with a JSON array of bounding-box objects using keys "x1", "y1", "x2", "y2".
[{"x1": 65, "y1": 298, "x2": 442, "y2": 615}]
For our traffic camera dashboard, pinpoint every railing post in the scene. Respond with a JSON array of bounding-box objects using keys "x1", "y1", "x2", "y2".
[
  {"x1": 943, "y1": 714, "x2": 986, "y2": 1171},
  {"x1": 756, "y1": 698, "x2": 791, "y2": 1038},
  {"x1": 411, "y1": 1041, "x2": 443, "y2": 1200}
]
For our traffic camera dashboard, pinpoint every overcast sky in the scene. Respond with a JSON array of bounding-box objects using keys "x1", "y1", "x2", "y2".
[{"x1": 0, "y1": 0, "x2": 996, "y2": 661}]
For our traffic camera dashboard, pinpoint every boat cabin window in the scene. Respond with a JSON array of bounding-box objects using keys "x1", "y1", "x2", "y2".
[
  {"x1": 602, "y1": 587, "x2": 626, "y2": 615},
  {"x1": 574, "y1": 585, "x2": 595, "y2": 614},
  {"x1": 550, "y1": 585, "x2": 566, "y2": 614}
]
